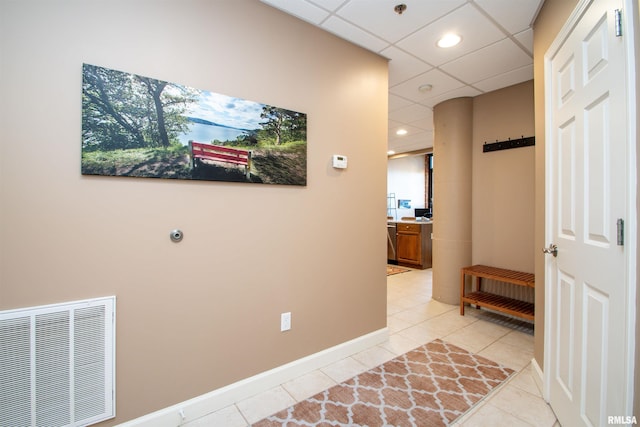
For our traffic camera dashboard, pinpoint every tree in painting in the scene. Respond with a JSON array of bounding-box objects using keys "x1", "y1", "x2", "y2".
[
  {"x1": 82, "y1": 64, "x2": 196, "y2": 151},
  {"x1": 259, "y1": 106, "x2": 307, "y2": 146}
]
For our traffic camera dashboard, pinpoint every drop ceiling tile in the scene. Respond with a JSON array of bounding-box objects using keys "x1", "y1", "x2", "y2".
[
  {"x1": 396, "y1": 4, "x2": 505, "y2": 67},
  {"x1": 441, "y1": 38, "x2": 532, "y2": 84},
  {"x1": 388, "y1": 119, "x2": 403, "y2": 130},
  {"x1": 336, "y1": 0, "x2": 465, "y2": 43},
  {"x1": 407, "y1": 114, "x2": 434, "y2": 131},
  {"x1": 389, "y1": 94, "x2": 414, "y2": 112},
  {"x1": 307, "y1": 0, "x2": 347, "y2": 11},
  {"x1": 389, "y1": 68, "x2": 465, "y2": 104},
  {"x1": 514, "y1": 28, "x2": 534, "y2": 54},
  {"x1": 389, "y1": 116, "x2": 433, "y2": 142},
  {"x1": 388, "y1": 123, "x2": 426, "y2": 139},
  {"x1": 425, "y1": 86, "x2": 482, "y2": 108},
  {"x1": 472, "y1": 64, "x2": 533, "y2": 92},
  {"x1": 389, "y1": 131, "x2": 434, "y2": 152},
  {"x1": 474, "y1": 0, "x2": 544, "y2": 34},
  {"x1": 381, "y1": 46, "x2": 433, "y2": 86},
  {"x1": 321, "y1": 15, "x2": 389, "y2": 52},
  {"x1": 396, "y1": 138, "x2": 434, "y2": 151},
  {"x1": 388, "y1": 132, "x2": 425, "y2": 148},
  {"x1": 388, "y1": 103, "x2": 432, "y2": 124},
  {"x1": 260, "y1": 0, "x2": 330, "y2": 25}
]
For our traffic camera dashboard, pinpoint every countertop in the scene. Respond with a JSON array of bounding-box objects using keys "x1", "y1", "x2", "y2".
[{"x1": 388, "y1": 219, "x2": 433, "y2": 225}]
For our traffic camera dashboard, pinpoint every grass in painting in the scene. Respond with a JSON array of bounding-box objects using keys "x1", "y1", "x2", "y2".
[
  {"x1": 82, "y1": 141, "x2": 306, "y2": 185},
  {"x1": 82, "y1": 146, "x2": 192, "y2": 179},
  {"x1": 250, "y1": 141, "x2": 306, "y2": 185}
]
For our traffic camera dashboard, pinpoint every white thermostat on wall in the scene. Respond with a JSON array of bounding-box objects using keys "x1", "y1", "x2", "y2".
[{"x1": 332, "y1": 154, "x2": 348, "y2": 169}]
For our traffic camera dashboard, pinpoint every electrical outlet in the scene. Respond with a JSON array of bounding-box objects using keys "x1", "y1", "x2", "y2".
[{"x1": 281, "y1": 312, "x2": 291, "y2": 331}]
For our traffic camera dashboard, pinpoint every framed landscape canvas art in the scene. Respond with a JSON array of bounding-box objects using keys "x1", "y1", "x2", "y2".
[{"x1": 81, "y1": 64, "x2": 307, "y2": 185}]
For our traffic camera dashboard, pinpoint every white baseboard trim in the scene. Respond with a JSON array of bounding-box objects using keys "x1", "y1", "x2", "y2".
[
  {"x1": 116, "y1": 327, "x2": 389, "y2": 427},
  {"x1": 531, "y1": 357, "x2": 545, "y2": 401}
]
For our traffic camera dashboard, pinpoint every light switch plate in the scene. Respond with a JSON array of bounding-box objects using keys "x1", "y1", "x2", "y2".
[{"x1": 280, "y1": 312, "x2": 291, "y2": 331}]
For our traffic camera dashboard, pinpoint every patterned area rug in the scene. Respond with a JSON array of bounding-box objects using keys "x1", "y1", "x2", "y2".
[
  {"x1": 252, "y1": 339, "x2": 514, "y2": 427},
  {"x1": 386, "y1": 265, "x2": 411, "y2": 276}
]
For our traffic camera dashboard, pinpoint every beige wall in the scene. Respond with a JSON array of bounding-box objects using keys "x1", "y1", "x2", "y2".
[
  {"x1": 0, "y1": 0, "x2": 388, "y2": 424},
  {"x1": 433, "y1": 87, "x2": 535, "y2": 305},
  {"x1": 472, "y1": 81, "x2": 535, "y2": 273},
  {"x1": 532, "y1": 0, "x2": 580, "y2": 370}
]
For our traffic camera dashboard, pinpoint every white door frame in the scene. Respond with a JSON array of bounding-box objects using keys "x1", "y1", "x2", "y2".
[{"x1": 542, "y1": 0, "x2": 638, "y2": 414}]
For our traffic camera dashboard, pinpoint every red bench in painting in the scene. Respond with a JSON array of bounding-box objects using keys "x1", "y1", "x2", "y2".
[{"x1": 189, "y1": 140, "x2": 252, "y2": 179}]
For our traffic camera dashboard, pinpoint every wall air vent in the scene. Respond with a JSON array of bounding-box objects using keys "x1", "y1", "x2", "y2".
[{"x1": 0, "y1": 297, "x2": 115, "y2": 427}]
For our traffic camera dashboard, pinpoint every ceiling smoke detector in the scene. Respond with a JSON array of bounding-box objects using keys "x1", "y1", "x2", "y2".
[{"x1": 394, "y1": 4, "x2": 407, "y2": 15}]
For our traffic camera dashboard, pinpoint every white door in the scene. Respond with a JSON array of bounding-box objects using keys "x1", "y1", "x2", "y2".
[{"x1": 544, "y1": 0, "x2": 636, "y2": 425}]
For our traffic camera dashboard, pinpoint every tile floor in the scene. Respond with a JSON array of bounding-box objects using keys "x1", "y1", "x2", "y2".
[{"x1": 185, "y1": 268, "x2": 559, "y2": 427}]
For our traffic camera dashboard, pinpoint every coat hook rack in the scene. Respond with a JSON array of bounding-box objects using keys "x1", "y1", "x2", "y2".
[{"x1": 483, "y1": 135, "x2": 535, "y2": 153}]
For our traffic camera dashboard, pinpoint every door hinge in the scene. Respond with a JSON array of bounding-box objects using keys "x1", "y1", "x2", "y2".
[
  {"x1": 615, "y1": 9, "x2": 623, "y2": 37},
  {"x1": 617, "y1": 218, "x2": 624, "y2": 246}
]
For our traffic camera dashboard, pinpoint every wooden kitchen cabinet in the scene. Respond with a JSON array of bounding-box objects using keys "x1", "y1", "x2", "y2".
[{"x1": 396, "y1": 222, "x2": 432, "y2": 269}]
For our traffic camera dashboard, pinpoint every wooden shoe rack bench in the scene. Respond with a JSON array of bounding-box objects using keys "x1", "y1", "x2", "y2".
[{"x1": 460, "y1": 264, "x2": 535, "y2": 321}]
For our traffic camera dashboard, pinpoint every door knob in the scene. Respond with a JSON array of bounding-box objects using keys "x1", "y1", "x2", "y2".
[{"x1": 543, "y1": 244, "x2": 558, "y2": 257}]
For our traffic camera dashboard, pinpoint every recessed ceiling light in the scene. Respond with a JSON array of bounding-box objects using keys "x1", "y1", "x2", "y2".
[
  {"x1": 387, "y1": 150, "x2": 396, "y2": 155},
  {"x1": 396, "y1": 129, "x2": 408, "y2": 136},
  {"x1": 418, "y1": 84, "x2": 433, "y2": 92},
  {"x1": 437, "y1": 33, "x2": 461, "y2": 48}
]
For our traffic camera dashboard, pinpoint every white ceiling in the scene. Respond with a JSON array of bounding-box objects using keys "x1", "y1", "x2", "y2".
[{"x1": 259, "y1": 0, "x2": 544, "y2": 154}]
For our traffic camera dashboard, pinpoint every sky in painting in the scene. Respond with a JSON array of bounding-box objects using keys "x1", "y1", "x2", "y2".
[{"x1": 185, "y1": 90, "x2": 264, "y2": 131}]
